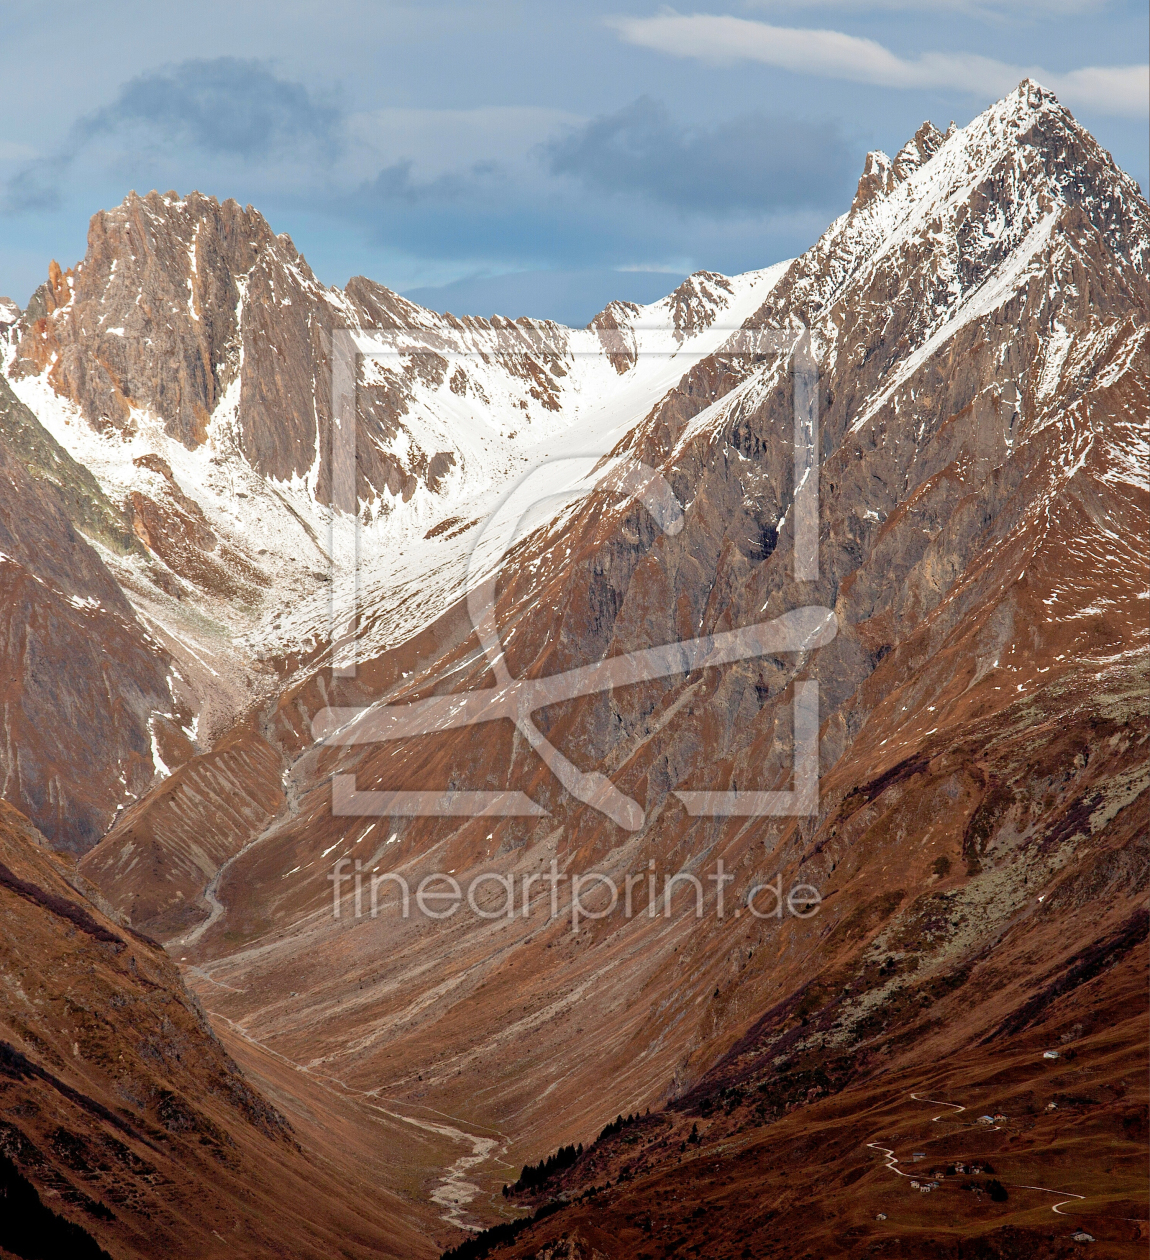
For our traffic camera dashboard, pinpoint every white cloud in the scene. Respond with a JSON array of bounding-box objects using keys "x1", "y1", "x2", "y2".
[
  {"x1": 1049, "y1": 65, "x2": 1150, "y2": 115},
  {"x1": 744, "y1": 0, "x2": 1109, "y2": 13},
  {"x1": 607, "y1": 13, "x2": 1149, "y2": 116}
]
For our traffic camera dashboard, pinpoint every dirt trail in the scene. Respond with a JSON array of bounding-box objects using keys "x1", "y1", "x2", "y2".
[{"x1": 869, "y1": 1092, "x2": 1091, "y2": 1217}]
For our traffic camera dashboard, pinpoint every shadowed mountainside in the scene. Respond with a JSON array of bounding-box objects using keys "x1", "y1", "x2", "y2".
[{"x1": 0, "y1": 800, "x2": 438, "y2": 1257}]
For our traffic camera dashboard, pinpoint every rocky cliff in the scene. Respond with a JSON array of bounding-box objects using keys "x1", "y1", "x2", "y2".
[
  {"x1": 2, "y1": 194, "x2": 780, "y2": 855},
  {"x1": 0, "y1": 370, "x2": 171, "y2": 851}
]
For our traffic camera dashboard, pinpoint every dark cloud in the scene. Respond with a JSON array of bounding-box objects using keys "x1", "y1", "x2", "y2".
[
  {"x1": 544, "y1": 96, "x2": 853, "y2": 213},
  {"x1": 355, "y1": 190, "x2": 620, "y2": 271},
  {"x1": 350, "y1": 160, "x2": 615, "y2": 269},
  {"x1": 346, "y1": 104, "x2": 851, "y2": 273},
  {"x1": 75, "y1": 58, "x2": 340, "y2": 158},
  {"x1": 5, "y1": 58, "x2": 338, "y2": 212},
  {"x1": 351, "y1": 160, "x2": 656, "y2": 270},
  {"x1": 5, "y1": 159, "x2": 70, "y2": 213},
  {"x1": 344, "y1": 156, "x2": 831, "y2": 281}
]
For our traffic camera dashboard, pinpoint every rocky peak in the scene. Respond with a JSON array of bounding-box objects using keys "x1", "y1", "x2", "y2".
[
  {"x1": 587, "y1": 270, "x2": 742, "y2": 374},
  {"x1": 851, "y1": 118, "x2": 949, "y2": 211},
  {"x1": 891, "y1": 120, "x2": 945, "y2": 182},
  {"x1": 8, "y1": 190, "x2": 306, "y2": 448},
  {"x1": 762, "y1": 79, "x2": 1148, "y2": 347},
  {"x1": 665, "y1": 270, "x2": 735, "y2": 337},
  {"x1": 589, "y1": 299, "x2": 642, "y2": 373},
  {"x1": 5, "y1": 187, "x2": 542, "y2": 505},
  {"x1": 343, "y1": 274, "x2": 440, "y2": 332},
  {"x1": 850, "y1": 149, "x2": 895, "y2": 212},
  {"x1": 43, "y1": 258, "x2": 73, "y2": 313}
]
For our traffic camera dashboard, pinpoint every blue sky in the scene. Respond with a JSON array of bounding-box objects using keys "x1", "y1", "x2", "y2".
[{"x1": 1, "y1": 0, "x2": 1146, "y2": 325}]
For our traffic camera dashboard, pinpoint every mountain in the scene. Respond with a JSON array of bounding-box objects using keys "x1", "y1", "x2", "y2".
[
  {"x1": 0, "y1": 189, "x2": 781, "y2": 858},
  {"x1": 0, "y1": 200, "x2": 786, "y2": 937},
  {"x1": 2, "y1": 80, "x2": 1147, "y2": 1257}
]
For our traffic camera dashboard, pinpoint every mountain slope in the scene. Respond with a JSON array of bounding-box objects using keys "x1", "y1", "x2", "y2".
[
  {"x1": 61, "y1": 80, "x2": 1144, "y2": 1252},
  {"x1": 3, "y1": 80, "x2": 1147, "y2": 1257},
  {"x1": 0, "y1": 379, "x2": 172, "y2": 851},
  {"x1": 0, "y1": 799, "x2": 437, "y2": 1258}
]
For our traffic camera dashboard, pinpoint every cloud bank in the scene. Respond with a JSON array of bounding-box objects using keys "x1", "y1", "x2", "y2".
[
  {"x1": 544, "y1": 97, "x2": 852, "y2": 213},
  {"x1": 6, "y1": 58, "x2": 339, "y2": 210},
  {"x1": 744, "y1": 0, "x2": 1109, "y2": 12},
  {"x1": 608, "y1": 14, "x2": 1149, "y2": 116}
]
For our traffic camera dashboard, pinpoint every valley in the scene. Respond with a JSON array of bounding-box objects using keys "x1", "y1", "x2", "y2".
[{"x1": 0, "y1": 80, "x2": 1145, "y2": 1258}]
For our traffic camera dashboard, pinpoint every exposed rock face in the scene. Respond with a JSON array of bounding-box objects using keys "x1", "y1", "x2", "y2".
[
  {"x1": 852, "y1": 121, "x2": 949, "y2": 211},
  {"x1": 0, "y1": 372, "x2": 139, "y2": 556},
  {"x1": 0, "y1": 392, "x2": 171, "y2": 852},
  {"x1": 3, "y1": 80, "x2": 1148, "y2": 1257},
  {"x1": 483, "y1": 662, "x2": 1148, "y2": 1257},
  {"x1": 7, "y1": 190, "x2": 339, "y2": 481},
  {"x1": 10, "y1": 194, "x2": 256, "y2": 447},
  {"x1": 0, "y1": 371, "x2": 173, "y2": 851}
]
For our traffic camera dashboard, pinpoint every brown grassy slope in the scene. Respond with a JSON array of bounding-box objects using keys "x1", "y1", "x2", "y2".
[
  {"x1": 491, "y1": 968, "x2": 1147, "y2": 1259},
  {"x1": 0, "y1": 800, "x2": 434, "y2": 1259},
  {"x1": 484, "y1": 658, "x2": 1148, "y2": 1258}
]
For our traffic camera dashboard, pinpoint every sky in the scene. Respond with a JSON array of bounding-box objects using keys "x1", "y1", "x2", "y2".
[{"x1": 1, "y1": 0, "x2": 1146, "y2": 326}]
